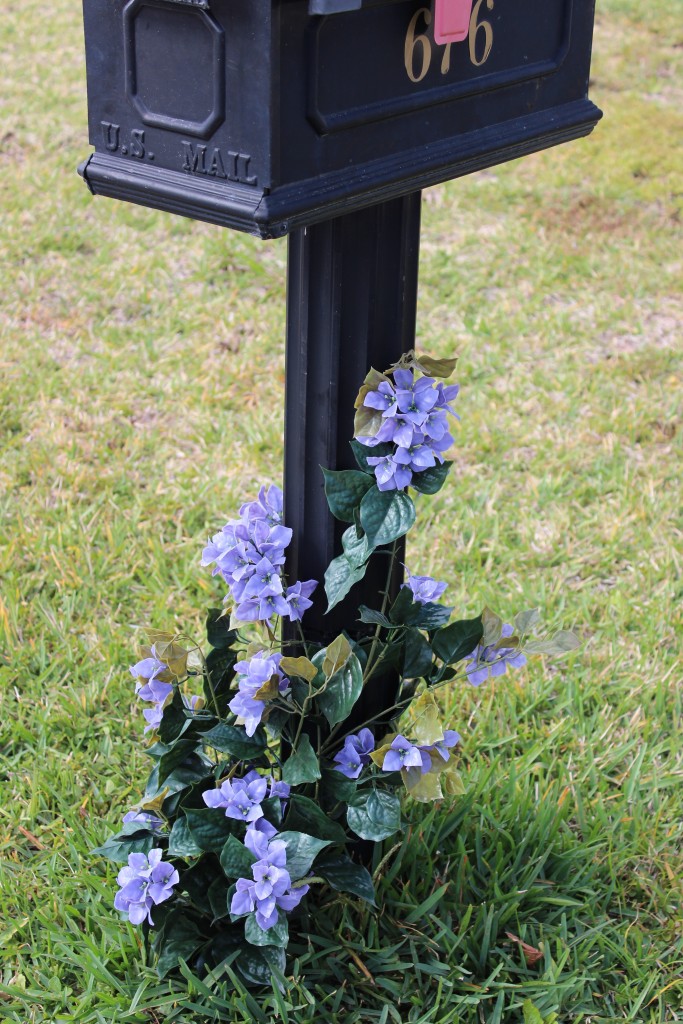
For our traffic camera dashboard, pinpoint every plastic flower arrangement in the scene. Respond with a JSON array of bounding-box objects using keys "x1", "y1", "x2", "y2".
[{"x1": 96, "y1": 351, "x2": 579, "y2": 986}]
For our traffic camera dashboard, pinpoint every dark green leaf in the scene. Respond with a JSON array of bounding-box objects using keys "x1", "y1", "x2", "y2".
[
  {"x1": 158, "y1": 741, "x2": 202, "y2": 787},
  {"x1": 277, "y1": 830, "x2": 332, "y2": 880},
  {"x1": 92, "y1": 829, "x2": 155, "y2": 864},
  {"x1": 358, "y1": 605, "x2": 392, "y2": 627},
  {"x1": 347, "y1": 788, "x2": 402, "y2": 842},
  {"x1": 321, "y1": 768, "x2": 358, "y2": 808},
  {"x1": 220, "y1": 835, "x2": 257, "y2": 880},
  {"x1": 185, "y1": 807, "x2": 236, "y2": 853},
  {"x1": 244, "y1": 913, "x2": 289, "y2": 948},
  {"x1": 208, "y1": 875, "x2": 231, "y2": 920},
  {"x1": 204, "y1": 646, "x2": 237, "y2": 708},
  {"x1": 260, "y1": 795, "x2": 284, "y2": 830},
  {"x1": 152, "y1": 914, "x2": 205, "y2": 979},
  {"x1": 182, "y1": 859, "x2": 220, "y2": 915},
  {"x1": 200, "y1": 722, "x2": 267, "y2": 760},
  {"x1": 350, "y1": 438, "x2": 392, "y2": 474},
  {"x1": 410, "y1": 461, "x2": 452, "y2": 495},
  {"x1": 316, "y1": 653, "x2": 363, "y2": 728},
  {"x1": 359, "y1": 487, "x2": 416, "y2": 550},
  {"x1": 316, "y1": 854, "x2": 377, "y2": 905},
  {"x1": 284, "y1": 795, "x2": 347, "y2": 843},
  {"x1": 167, "y1": 815, "x2": 202, "y2": 859},
  {"x1": 158, "y1": 690, "x2": 192, "y2": 745},
  {"x1": 389, "y1": 587, "x2": 453, "y2": 629},
  {"x1": 432, "y1": 615, "x2": 483, "y2": 666},
  {"x1": 235, "y1": 945, "x2": 286, "y2": 987},
  {"x1": 322, "y1": 468, "x2": 375, "y2": 523},
  {"x1": 206, "y1": 608, "x2": 238, "y2": 650},
  {"x1": 403, "y1": 627, "x2": 434, "y2": 678},
  {"x1": 282, "y1": 735, "x2": 321, "y2": 786}
]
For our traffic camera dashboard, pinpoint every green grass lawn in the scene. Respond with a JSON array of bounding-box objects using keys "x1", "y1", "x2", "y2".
[{"x1": 1, "y1": 0, "x2": 682, "y2": 1020}]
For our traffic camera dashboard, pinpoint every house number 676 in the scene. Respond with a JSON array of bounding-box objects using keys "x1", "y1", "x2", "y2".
[{"x1": 404, "y1": 0, "x2": 494, "y2": 83}]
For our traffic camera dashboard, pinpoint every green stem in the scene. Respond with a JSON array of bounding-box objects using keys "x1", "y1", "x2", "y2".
[{"x1": 363, "y1": 538, "x2": 400, "y2": 685}]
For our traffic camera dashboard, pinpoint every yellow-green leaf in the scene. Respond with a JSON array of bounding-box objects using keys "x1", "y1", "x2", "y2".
[
  {"x1": 322, "y1": 635, "x2": 352, "y2": 680},
  {"x1": 401, "y1": 691, "x2": 444, "y2": 746},
  {"x1": 280, "y1": 656, "x2": 318, "y2": 682},
  {"x1": 253, "y1": 674, "x2": 281, "y2": 701},
  {"x1": 414, "y1": 354, "x2": 458, "y2": 378}
]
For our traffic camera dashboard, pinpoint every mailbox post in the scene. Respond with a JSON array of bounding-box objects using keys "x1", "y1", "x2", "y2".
[{"x1": 78, "y1": 0, "x2": 601, "y2": 702}]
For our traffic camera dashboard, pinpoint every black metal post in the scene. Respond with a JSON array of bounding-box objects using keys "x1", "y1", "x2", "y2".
[{"x1": 284, "y1": 192, "x2": 421, "y2": 700}]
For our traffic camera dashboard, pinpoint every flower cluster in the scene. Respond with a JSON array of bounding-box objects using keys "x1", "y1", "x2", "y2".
[
  {"x1": 231, "y1": 827, "x2": 308, "y2": 931},
  {"x1": 201, "y1": 485, "x2": 317, "y2": 623},
  {"x1": 122, "y1": 810, "x2": 163, "y2": 831},
  {"x1": 465, "y1": 623, "x2": 527, "y2": 686},
  {"x1": 203, "y1": 769, "x2": 289, "y2": 828},
  {"x1": 114, "y1": 850, "x2": 178, "y2": 925},
  {"x1": 358, "y1": 369, "x2": 459, "y2": 491},
  {"x1": 333, "y1": 728, "x2": 374, "y2": 779},
  {"x1": 229, "y1": 650, "x2": 289, "y2": 736},
  {"x1": 381, "y1": 731, "x2": 460, "y2": 773}
]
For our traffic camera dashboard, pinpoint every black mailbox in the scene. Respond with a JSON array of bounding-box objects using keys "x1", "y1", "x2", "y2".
[{"x1": 79, "y1": 0, "x2": 601, "y2": 238}]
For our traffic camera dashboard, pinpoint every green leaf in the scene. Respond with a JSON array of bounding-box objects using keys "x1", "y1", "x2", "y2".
[
  {"x1": 220, "y1": 835, "x2": 257, "y2": 880},
  {"x1": 481, "y1": 606, "x2": 504, "y2": 647},
  {"x1": 277, "y1": 830, "x2": 332, "y2": 879},
  {"x1": 316, "y1": 653, "x2": 363, "y2": 728},
  {"x1": 403, "y1": 627, "x2": 434, "y2": 678},
  {"x1": 184, "y1": 807, "x2": 237, "y2": 853},
  {"x1": 358, "y1": 605, "x2": 392, "y2": 627},
  {"x1": 389, "y1": 587, "x2": 453, "y2": 629},
  {"x1": 235, "y1": 945, "x2": 286, "y2": 987},
  {"x1": 359, "y1": 487, "x2": 416, "y2": 550},
  {"x1": 244, "y1": 913, "x2": 289, "y2": 948},
  {"x1": 182, "y1": 859, "x2": 220, "y2": 915},
  {"x1": 324, "y1": 554, "x2": 367, "y2": 612},
  {"x1": 167, "y1": 816, "x2": 202, "y2": 859},
  {"x1": 284, "y1": 795, "x2": 347, "y2": 843},
  {"x1": 203, "y1": 645, "x2": 237, "y2": 707},
  {"x1": 525, "y1": 630, "x2": 581, "y2": 656},
  {"x1": 522, "y1": 1001, "x2": 545, "y2": 1024},
  {"x1": 320, "y1": 767, "x2": 358, "y2": 807},
  {"x1": 206, "y1": 609, "x2": 238, "y2": 650},
  {"x1": 322, "y1": 468, "x2": 375, "y2": 523},
  {"x1": 316, "y1": 854, "x2": 377, "y2": 905},
  {"x1": 432, "y1": 615, "x2": 483, "y2": 666},
  {"x1": 410, "y1": 461, "x2": 452, "y2": 495},
  {"x1": 152, "y1": 914, "x2": 205, "y2": 979},
  {"x1": 514, "y1": 608, "x2": 541, "y2": 635},
  {"x1": 282, "y1": 735, "x2": 322, "y2": 786},
  {"x1": 347, "y1": 789, "x2": 402, "y2": 842},
  {"x1": 200, "y1": 722, "x2": 267, "y2": 760}
]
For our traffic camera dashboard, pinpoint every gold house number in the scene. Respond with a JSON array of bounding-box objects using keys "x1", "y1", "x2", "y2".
[{"x1": 404, "y1": 0, "x2": 494, "y2": 83}]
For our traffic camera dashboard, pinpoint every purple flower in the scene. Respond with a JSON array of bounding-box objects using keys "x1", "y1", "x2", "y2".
[
  {"x1": 240, "y1": 484, "x2": 284, "y2": 528},
  {"x1": 130, "y1": 646, "x2": 173, "y2": 704},
  {"x1": 228, "y1": 651, "x2": 288, "y2": 736},
  {"x1": 366, "y1": 454, "x2": 413, "y2": 492},
  {"x1": 393, "y1": 369, "x2": 439, "y2": 424},
  {"x1": 231, "y1": 830, "x2": 309, "y2": 931},
  {"x1": 202, "y1": 773, "x2": 269, "y2": 822},
  {"x1": 285, "y1": 579, "x2": 317, "y2": 622},
  {"x1": 122, "y1": 810, "x2": 164, "y2": 831},
  {"x1": 182, "y1": 693, "x2": 203, "y2": 711},
  {"x1": 382, "y1": 734, "x2": 431, "y2": 774},
  {"x1": 142, "y1": 703, "x2": 165, "y2": 734},
  {"x1": 435, "y1": 382, "x2": 460, "y2": 416},
  {"x1": 465, "y1": 624, "x2": 527, "y2": 686},
  {"x1": 333, "y1": 729, "x2": 375, "y2": 779},
  {"x1": 363, "y1": 380, "x2": 399, "y2": 417},
  {"x1": 114, "y1": 850, "x2": 178, "y2": 926},
  {"x1": 402, "y1": 570, "x2": 448, "y2": 605},
  {"x1": 428, "y1": 729, "x2": 461, "y2": 762}
]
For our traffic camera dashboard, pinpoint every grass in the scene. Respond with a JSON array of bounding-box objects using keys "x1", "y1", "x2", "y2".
[{"x1": 1, "y1": 0, "x2": 682, "y2": 1020}]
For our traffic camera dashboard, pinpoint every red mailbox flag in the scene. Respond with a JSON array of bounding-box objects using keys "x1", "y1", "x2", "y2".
[{"x1": 433, "y1": 0, "x2": 473, "y2": 44}]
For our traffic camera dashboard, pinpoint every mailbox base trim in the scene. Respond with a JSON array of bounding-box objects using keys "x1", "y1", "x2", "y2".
[{"x1": 79, "y1": 98, "x2": 601, "y2": 238}]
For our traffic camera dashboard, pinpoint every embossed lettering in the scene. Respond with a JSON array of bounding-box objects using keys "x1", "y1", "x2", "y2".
[
  {"x1": 102, "y1": 121, "x2": 120, "y2": 152},
  {"x1": 182, "y1": 142, "x2": 207, "y2": 174},
  {"x1": 183, "y1": 143, "x2": 257, "y2": 186},
  {"x1": 208, "y1": 148, "x2": 227, "y2": 179},
  {"x1": 130, "y1": 129, "x2": 145, "y2": 159}
]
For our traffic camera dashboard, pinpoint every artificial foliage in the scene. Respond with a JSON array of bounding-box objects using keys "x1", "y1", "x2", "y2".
[{"x1": 95, "y1": 352, "x2": 578, "y2": 986}]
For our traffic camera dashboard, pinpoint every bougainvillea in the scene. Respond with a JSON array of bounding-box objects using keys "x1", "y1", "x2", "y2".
[{"x1": 95, "y1": 352, "x2": 579, "y2": 986}]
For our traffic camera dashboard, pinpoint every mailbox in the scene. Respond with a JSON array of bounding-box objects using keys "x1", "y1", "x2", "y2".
[{"x1": 79, "y1": 0, "x2": 601, "y2": 238}]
